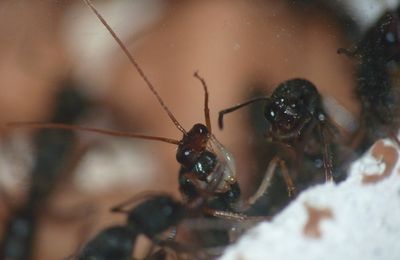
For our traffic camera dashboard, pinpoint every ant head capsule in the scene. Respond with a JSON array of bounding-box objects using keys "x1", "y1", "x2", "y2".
[
  {"x1": 190, "y1": 123, "x2": 209, "y2": 137},
  {"x1": 264, "y1": 79, "x2": 320, "y2": 137}
]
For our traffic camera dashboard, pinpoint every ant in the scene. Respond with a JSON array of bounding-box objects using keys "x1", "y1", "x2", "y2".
[
  {"x1": 77, "y1": 192, "x2": 245, "y2": 259},
  {"x1": 0, "y1": 81, "x2": 90, "y2": 260},
  {"x1": 337, "y1": 4, "x2": 400, "y2": 151},
  {"x1": 9, "y1": 0, "x2": 288, "y2": 217},
  {"x1": 218, "y1": 78, "x2": 338, "y2": 186}
]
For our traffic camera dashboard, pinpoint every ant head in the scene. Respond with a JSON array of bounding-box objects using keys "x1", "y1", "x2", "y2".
[
  {"x1": 189, "y1": 123, "x2": 209, "y2": 137},
  {"x1": 176, "y1": 124, "x2": 210, "y2": 167},
  {"x1": 127, "y1": 195, "x2": 185, "y2": 238},
  {"x1": 264, "y1": 79, "x2": 318, "y2": 137}
]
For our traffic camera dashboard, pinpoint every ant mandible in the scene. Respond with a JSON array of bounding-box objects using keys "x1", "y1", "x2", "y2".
[{"x1": 219, "y1": 78, "x2": 336, "y2": 183}]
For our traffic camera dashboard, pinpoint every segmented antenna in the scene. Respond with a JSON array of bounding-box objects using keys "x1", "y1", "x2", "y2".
[
  {"x1": 193, "y1": 71, "x2": 212, "y2": 133},
  {"x1": 82, "y1": 0, "x2": 186, "y2": 135}
]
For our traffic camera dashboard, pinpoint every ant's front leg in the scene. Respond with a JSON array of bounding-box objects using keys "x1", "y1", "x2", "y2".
[{"x1": 244, "y1": 156, "x2": 296, "y2": 212}]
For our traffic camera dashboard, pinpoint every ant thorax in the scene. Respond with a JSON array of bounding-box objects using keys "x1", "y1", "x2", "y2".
[{"x1": 264, "y1": 79, "x2": 325, "y2": 143}]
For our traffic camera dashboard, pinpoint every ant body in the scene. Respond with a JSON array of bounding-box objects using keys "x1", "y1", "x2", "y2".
[
  {"x1": 219, "y1": 78, "x2": 337, "y2": 185},
  {"x1": 0, "y1": 82, "x2": 89, "y2": 260},
  {"x1": 338, "y1": 4, "x2": 400, "y2": 151},
  {"x1": 77, "y1": 193, "x2": 242, "y2": 259}
]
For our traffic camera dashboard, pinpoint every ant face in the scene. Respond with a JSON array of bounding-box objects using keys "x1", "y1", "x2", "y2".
[
  {"x1": 264, "y1": 79, "x2": 320, "y2": 140},
  {"x1": 264, "y1": 96, "x2": 305, "y2": 135}
]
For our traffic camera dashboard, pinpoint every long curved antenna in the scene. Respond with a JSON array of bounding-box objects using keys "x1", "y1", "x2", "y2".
[
  {"x1": 7, "y1": 122, "x2": 180, "y2": 145},
  {"x1": 218, "y1": 97, "x2": 270, "y2": 129},
  {"x1": 82, "y1": 0, "x2": 186, "y2": 135},
  {"x1": 193, "y1": 71, "x2": 211, "y2": 133}
]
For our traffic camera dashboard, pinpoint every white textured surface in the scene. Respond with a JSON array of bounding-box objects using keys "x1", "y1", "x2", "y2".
[{"x1": 221, "y1": 139, "x2": 400, "y2": 260}]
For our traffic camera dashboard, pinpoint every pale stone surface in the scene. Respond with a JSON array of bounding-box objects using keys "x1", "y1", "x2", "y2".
[{"x1": 221, "y1": 139, "x2": 400, "y2": 260}]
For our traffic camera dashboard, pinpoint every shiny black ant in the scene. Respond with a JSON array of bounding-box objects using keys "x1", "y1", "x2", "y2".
[
  {"x1": 219, "y1": 78, "x2": 337, "y2": 185},
  {"x1": 338, "y1": 4, "x2": 400, "y2": 150},
  {"x1": 0, "y1": 82, "x2": 89, "y2": 260},
  {"x1": 77, "y1": 194, "x2": 186, "y2": 260},
  {"x1": 76, "y1": 192, "x2": 245, "y2": 259}
]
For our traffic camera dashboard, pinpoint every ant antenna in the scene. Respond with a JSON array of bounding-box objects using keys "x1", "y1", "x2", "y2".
[
  {"x1": 218, "y1": 97, "x2": 270, "y2": 129},
  {"x1": 193, "y1": 71, "x2": 212, "y2": 133},
  {"x1": 7, "y1": 122, "x2": 180, "y2": 145},
  {"x1": 82, "y1": 0, "x2": 186, "y2": 135}
]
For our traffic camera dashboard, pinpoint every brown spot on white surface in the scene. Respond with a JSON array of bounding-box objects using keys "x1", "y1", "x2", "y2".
[
  {"x1": 362, "y1": 140, "x2": 398, "y2": 184},
  {"x1": 303, "y1": 203, "x2": 333, "y2": 239}
]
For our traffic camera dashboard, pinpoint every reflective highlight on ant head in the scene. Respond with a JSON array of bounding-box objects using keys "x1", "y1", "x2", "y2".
[{"x1": 264, "y1": 79, "x2": 321, "y2": 140}]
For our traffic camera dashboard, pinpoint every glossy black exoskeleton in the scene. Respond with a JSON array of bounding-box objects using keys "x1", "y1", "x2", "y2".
[
  {"x1": 338, "y1": 5, "x2": 400, "y2": 150},
  {"x1": 0, "y1": 81, "x2": 89, "y2": 260},
  {"x1": 77, "y1": 225, "x2": 136, "y2": 260},
  {"x1": 77, "y1": 194, "x2": 188, "y2": 260},
  {"x1": 219, "y1": 78, "x2": 336, "y2": 183}
]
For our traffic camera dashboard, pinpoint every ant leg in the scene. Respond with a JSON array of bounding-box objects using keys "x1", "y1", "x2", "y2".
[
  {"x1": 245, "y1": 156, "x2": 280, "y2": 206},
  {"x1": 202, "y1": 207, "x2": 249, "y2": 221},
  {"x1": 194, "y1": 71, "x2": 212, "y2": 133},
  {"x1": 278, "y1": 159, "x2": 296, "y2": 197},
  {"x1": 319, "y1": 123, "x2": 334, "y2": 182}
]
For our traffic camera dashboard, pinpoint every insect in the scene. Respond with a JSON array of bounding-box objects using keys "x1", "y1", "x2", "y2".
[
  {"x1": 76, "y1": 193, "x2": 215, "y2": 260},
  {"x1": 9, "y1": 0, "x2": 289, "y2": 217},
  {"x1": 338, "y1": 4, "x2": 400, "y2": 151},
  {"x1": 218, "y1": 78, "x2": 337, "y2": 185},
  {"x1": 0, "y1": 81, "x2": 90, "y2": 260}
]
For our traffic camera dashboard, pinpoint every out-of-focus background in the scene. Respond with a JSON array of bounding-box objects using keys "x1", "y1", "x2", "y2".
[{"x1": 0, "y1": 0, "x2": 398, "y2": 259}]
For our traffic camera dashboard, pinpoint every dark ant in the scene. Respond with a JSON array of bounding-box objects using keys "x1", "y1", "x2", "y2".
[
  {"x1": 0, "y1": 81, "x2": 90, "y2": 260},
  {"x1": 218, "y1": 78, "x2": 337, "y2": 185},
  {"x1": 76, "y1": 193, "x2": 236, "y2": 259},
  {"x1": 337, "y1": 4, "x2": 400, "y2": 150}
]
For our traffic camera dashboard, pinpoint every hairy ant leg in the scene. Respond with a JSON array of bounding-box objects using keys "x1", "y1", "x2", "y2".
[{"x1": 219, "y1": 78, "x2": 337, "y2": 183}]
